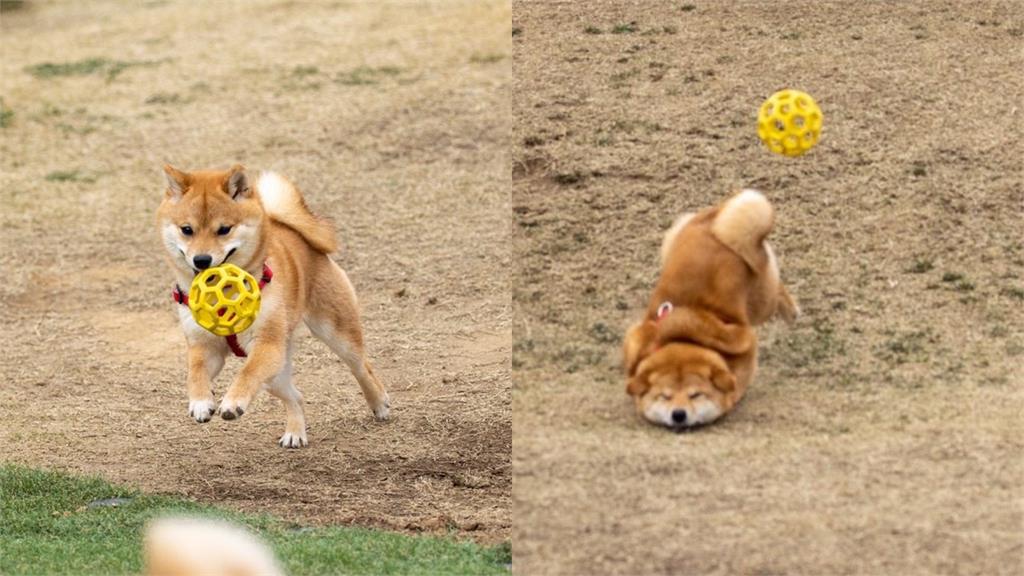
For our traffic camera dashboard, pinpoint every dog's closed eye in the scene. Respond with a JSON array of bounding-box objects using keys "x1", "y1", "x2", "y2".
[
  {"x1": 688, "y1": 391, "x2": 705, "y2": 399},
  {"x1": 659, "y1": 391, "x2": 673, "y2": 400}
]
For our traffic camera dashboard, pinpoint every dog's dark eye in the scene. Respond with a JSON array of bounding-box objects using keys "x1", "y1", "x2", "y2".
[
  {"x1": 180, "y1": 225, "x2": 193, "y2": 236},
  {"x1": 217, "y1": 225, "x2": 232, "y2": 236},
  {"x1": 689, "y1": 391, "x2": 704, "y2": 399}
]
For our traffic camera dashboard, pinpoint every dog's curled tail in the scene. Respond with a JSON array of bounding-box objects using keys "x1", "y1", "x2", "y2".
[
  {"x1": 710, "y1": 188, "x2": 774, "y2": 270},
  {"x1": 257, "y1": 171, "x2": 339, "y2": 254}
]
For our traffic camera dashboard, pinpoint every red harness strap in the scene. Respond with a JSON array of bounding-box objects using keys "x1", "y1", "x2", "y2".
[{"x1": 172, "y1": 263, "x2": 273, "y2": 358}]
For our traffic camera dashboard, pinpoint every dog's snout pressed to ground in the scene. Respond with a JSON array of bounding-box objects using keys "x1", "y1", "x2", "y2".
[{"x1": 671, "y1": 409, "x2": 687, "y2": 424}]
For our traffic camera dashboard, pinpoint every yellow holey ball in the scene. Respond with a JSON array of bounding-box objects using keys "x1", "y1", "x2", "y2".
[
  {"x1": 757, "y1": 89, "x2": 823, "y2": 157},
  {"x1": 188, "y1": 263, "x2": 262, "y2": 336}
]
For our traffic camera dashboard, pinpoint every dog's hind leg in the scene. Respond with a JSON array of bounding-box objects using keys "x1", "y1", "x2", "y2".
[
  {"x1": 305, "y1": 259, "x2": 390, "y2": 421},
  {"x1": 267, "y1": 344, "x2": 307, "y2": 448}
]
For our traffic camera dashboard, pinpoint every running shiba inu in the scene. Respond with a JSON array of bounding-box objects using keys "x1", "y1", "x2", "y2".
[
  {"x1": 623, "y1": 190, "x2": 798, "y2": 430},
  {"x1": 157, "y1": 164, "x2": 389, "y2": 447}
]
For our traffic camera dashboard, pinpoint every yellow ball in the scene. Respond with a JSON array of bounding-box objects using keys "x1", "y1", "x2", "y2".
[
  {"x1": 757, "y1": 89, "x2": 823, "y2": 157},
  {"x1": 188, "y1": 264, "x2": 262, "y2": 336}
]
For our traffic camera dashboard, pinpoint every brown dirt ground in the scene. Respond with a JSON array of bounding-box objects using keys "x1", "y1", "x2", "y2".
[
  {"x1": 0, "y1": 0, "x2": 510, "y2": 543},
  {"x1": 512, "y1": 1, "x2": 1023, "y2": 574}
]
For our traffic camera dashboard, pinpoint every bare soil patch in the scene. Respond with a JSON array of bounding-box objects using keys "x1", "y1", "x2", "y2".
[
  {"x1": 0, "y1": 0, "x2": 510, "y2": 543},
  {"x1": 512, "y1": 1, "x2": 1023, "y2": 573}
]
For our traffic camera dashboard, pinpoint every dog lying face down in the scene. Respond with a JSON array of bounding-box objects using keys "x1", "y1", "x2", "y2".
[{"x1": 623, "y1": 190, "x2": 798, "y2": 430}]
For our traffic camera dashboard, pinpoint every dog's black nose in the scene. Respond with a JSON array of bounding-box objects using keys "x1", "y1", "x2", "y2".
[
  {"x1": 671, "y1": 409, "x2": 688, "y2": 424},
  {"x1": 193, "y1": 254, "x2": 213, "y2": 270}
]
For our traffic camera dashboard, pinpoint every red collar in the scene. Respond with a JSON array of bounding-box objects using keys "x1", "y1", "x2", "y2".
[{"x1": 172, "y1": 263, "x2": 273, "y2": 358}]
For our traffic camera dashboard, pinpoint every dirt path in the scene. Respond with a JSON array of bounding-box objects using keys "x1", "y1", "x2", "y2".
[
  {"x1": 512, "y1": 1, "x2": 1023, "y2": 573},
  {"x1": 0, "y1": 0, "x2": 510, "y2": 542}
]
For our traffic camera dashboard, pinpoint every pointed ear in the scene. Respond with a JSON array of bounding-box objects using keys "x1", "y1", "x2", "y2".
[
  {"x1": 163, "y1": 164, "x2": 191, "y2": 201},
  {"x1": 626, "y1": 374, "x2": 649, "y2": 397},
  {"x1": 710, "y1": 366, "x2": 736, "y2": 394},
  {"x1": 225, "y1": 164, "x2": 252, "y2": 200},
  {"x1": 627, "y1": 359, "x2": 656, "y2": 397}
]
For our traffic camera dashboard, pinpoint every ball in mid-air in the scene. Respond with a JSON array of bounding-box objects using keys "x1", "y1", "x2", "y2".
[
  {"x1": 757, "y1": 89, "x2": 822, "y2": 157},
  {"x1": 188, "y1": 264, "x2": 262, "y2": 336}
]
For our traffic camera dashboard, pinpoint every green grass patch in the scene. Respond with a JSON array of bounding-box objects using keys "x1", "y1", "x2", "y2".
[
  {"x1": 0, "y1": 98, "x2": 12, "y2": 128},
  {"x1": 611, "y1": 22, "x2": 638, "y2": 34},
  {"x1": 470, "y1": 53, "x2": 506, "y2": 64},
  {"x1": 1002, "y1": 287, "x2": 1024, "y2": 300},
  {"x1": 335, "y1": 66, "x2": 403, "y2": 86},
  {"x1": 291, "y1": 65, "x2": 320, "y2": 77},
  {"x1": 907, "y1": 257, "x2": 934, "y2": 273},
  {"x1": 44, "y1": 170, "x2": 95, "y2": 183},
  {"x1": 0, "y1": 464, "x2": 509, "y2": 575},
  {"x1": 25, "y1": 57, "x2": 163, "y2": 81}
]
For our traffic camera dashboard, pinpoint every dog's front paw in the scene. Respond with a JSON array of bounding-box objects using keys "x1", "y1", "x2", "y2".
[
  {"x1": 372, "y1": 394, "x2": 391, "y2": 421},
  {"x1": 279, "y1": 431, "x2": 308, "y2": 449},
  {"x1": 218, "y1": 397, "x2": 248, "y2": 421},
  {"x1": 188, "y1": 399, "x2": 217, "y2": 423}
]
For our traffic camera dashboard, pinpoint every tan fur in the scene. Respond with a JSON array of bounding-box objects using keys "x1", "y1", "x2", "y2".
[
  {"x1": 157, "y1": 164, "x2": 389, "y2": 447},
  {"x1": 257, "y1": 171, "x2": 338, "y2": 254},
  {"x1": 145, "y1": 517, "x2": 282, "y2": 576},
  {"x1": 623, "y1": 189, "x2": 797, "y2": 429}
]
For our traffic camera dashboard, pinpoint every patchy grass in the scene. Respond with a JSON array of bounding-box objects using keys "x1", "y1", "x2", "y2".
[
  {"x1": 584, "y1": 26, "x2": 603, "y2": 34},
  {"x1": 878, "y1": 329, "x2": 935, "y2": 365},
  {"x1": 611, "y1": 22, "x2": 639, "y2": 34},
  {"x1": 610, "y1": 68, "x2": 641, "y2": 86},
  {"x1": 907, "y1": 257, "x2": 934, "y2": 273},
  {"x1": 552, "y1": 171, "x2": 585, "y2": 186},
  {"x1": 143, "y1": 92, "x2": 183, "y2": 105},
  {"x1": 25, "y1": 57, "x2": 163, "y2": 81},
  {"x1": 1001, "y1": 287, "x2": 1024, "y2": 301},
  {"x1": 766, "y1": 317, "x2": 847, "y2": 376},
  {"x1": 291, "y1": 65, "x2": 319, "y2": 77},
  {"x1": 0, "y1": 464, "x2": 510, "y2": 576},
  {"x1": 470, "y1": 53, "x2": 506, "y2": 64},
  {"x1": 335, "y1": 66, "x2": 403, "y2": 86},
  {"x1": 940, "y1": 271, "x2": 974, "y2": 292},
  {"x1": 44, "y1": 170, "x2": 94, "y2": 183},
  {"x1": 681, "y1": 4, "x2": 697, "y2": 11},
  {"x1": 0, "y1": 99, "x2": 12, "y2": 128}
]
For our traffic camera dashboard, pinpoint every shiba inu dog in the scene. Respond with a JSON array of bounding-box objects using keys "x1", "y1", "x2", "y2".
[
  {"x1": 623, "y1": 189, "x2": 798, "y2": 430},
  {"x1": 157, "y1": 164, "x2": 389, "y2": 447}
]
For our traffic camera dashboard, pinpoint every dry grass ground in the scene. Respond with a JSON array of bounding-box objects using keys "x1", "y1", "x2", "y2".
[
  {"x1": 512, "y1": 1, "x2": 1023, "y2": 574},
  {"x1": 0, "y1": 0, "x2": 510, "y2": 542}
]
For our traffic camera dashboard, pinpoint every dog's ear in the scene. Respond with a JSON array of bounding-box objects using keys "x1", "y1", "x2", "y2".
[
  {"x1": 163, "y1": 164, "x2": 191, "y2": 201},
  {"x1": 627, "y1": 357, "x2": 659, "y2": 397},
  {"x1": 623, "y1": 320, "x2": 657, "y2": 377},
  {"x1": 710, "y1": 366, "x2": 736, "y2": 394},
  {"x1": 626, "y1": 373, "x2": 650, "y2": 397},
  {"x1": 225, "y1": 164, "x2": 252, "y2": 200}
]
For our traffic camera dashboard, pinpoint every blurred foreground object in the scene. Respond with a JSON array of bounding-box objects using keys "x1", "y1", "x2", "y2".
[{"x1": 145, "y1": 517, "x2": 283, "y2": 576}]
